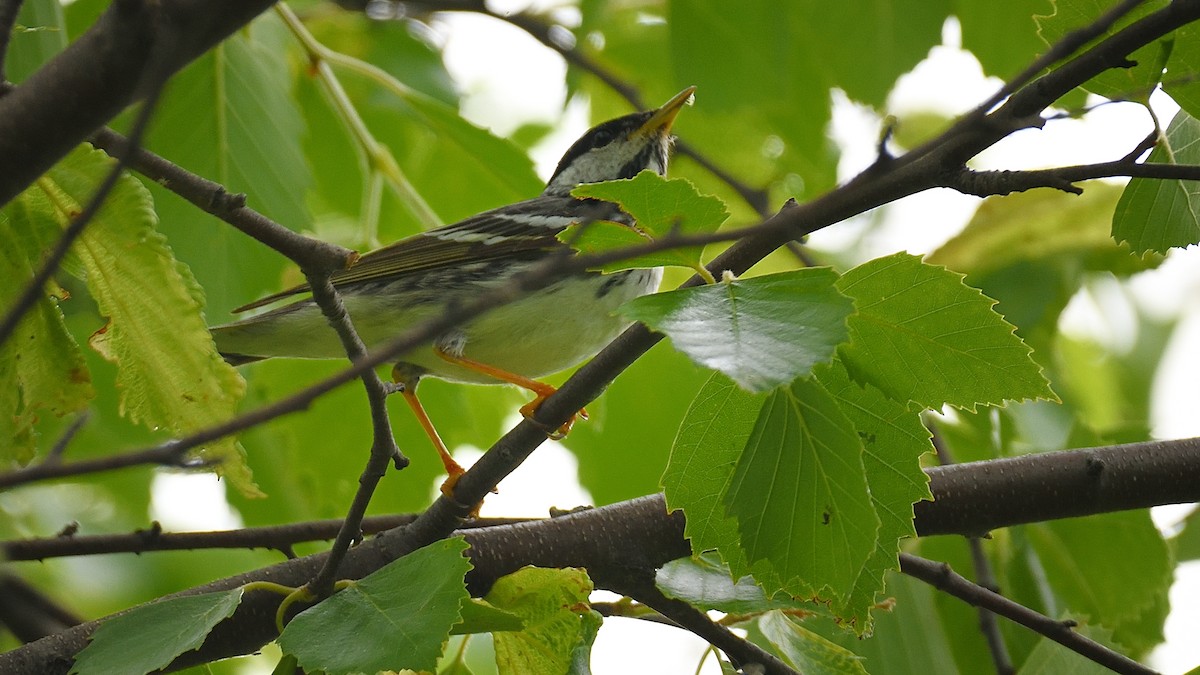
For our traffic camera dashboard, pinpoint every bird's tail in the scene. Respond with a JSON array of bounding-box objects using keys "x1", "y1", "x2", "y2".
[{"x1": 209, "y1": 321, "x2": 270, "y2": 367}]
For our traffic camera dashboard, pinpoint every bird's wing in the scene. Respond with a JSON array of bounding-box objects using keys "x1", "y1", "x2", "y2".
[{"x1": 233, "y1": 195, "x2": 619, "y2": 313}]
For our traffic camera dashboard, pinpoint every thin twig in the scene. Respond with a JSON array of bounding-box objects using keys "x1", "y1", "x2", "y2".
[
  {"x1": 90, "y1": 128, "x2": 354, "y2": 274},
  {"x1": 929, "y1": 425, "x2": 1014, "y2": 675},
  {"x1": 900, "y1": 554, "x2": 1156, "y2": 675},
  {"x1": 930, "y1": 0, "x2": 1148, "y2": 153},
  {"x1": 0, "y1": 440, "x2": 204, "y2": 490},
  {"x1": 43, "y1": 412, "x2": 89, "y2": 464},
  {"x1": 604, "y1": 568, "x2": 798, "y2": 675},
  {"x1": 941, "y1": 160, "x2": 1200, "y2": 197},
  {"x1": 2, "y1": 515, "x2": 531, "y2": 561},
  {"x1": 302, "y1": 272, "x2": 406, "y2": 598}
]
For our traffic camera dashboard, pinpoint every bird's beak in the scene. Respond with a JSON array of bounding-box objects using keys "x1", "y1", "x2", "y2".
[{"x1": 638, "y1": 86, "x2": 697, "y2": 137}]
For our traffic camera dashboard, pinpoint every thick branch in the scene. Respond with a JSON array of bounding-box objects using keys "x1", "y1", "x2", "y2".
[
  {"x1": 0, "y1": 0, "x2": 278, "y2": 206},
  {"x1": 2, "y1": 437, "x2": 1198, "y2": 673}
]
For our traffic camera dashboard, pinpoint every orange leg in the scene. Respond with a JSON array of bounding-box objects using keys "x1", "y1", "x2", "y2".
[
  {"x1": 434, "y1": 347, "x2": 587, "y2": 439},
  {"x1": 392, "y1": 368, "x2": 465, "y2": 498}
]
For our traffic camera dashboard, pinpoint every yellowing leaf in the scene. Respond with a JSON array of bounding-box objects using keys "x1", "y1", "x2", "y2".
[
  {"x1": 1, "y1": 186, "x2": 95, "y2": 463},
  {"x1": 486, "y1": 567, "x2": 598, "y2": 675},
  {"x1": 37, "y1": 145, "x2": 255, "y2": 495}
]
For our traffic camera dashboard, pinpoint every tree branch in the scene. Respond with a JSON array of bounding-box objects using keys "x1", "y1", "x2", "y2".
[
  {"x1": 2, "y1": 436, "x2": 1198, "y2": 673},
  {"x1": 0, "y1": 0, "x2": 279, "y2": 206},
  {"x1": 0, "y1": 573, "x2": 82, "y2": 644},
  {"x1": 1, "y1": 515, "x2": 531, "y2": 561},
  {"x1": 90, "y1": 128, "x2": 355, "y2": 274},
  {"x1": 930, "y1": 425, "x2": 1013, "y2": 675},
  {"x1": 942, "y1": 162, "x2": 1200, "y2": 197},
  {"x1": 899, "y1": 554, "x2": 1155, "y2": 675},
  {"x1": 0, "y1": 439, "x2": 205, "y2": 490}
]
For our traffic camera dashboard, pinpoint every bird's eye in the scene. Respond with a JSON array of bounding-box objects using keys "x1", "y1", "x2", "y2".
[{"x1": 590, "y1": 128, "x2": 616, "y2": 148}]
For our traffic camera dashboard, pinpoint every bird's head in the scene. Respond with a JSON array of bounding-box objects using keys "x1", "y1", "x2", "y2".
[{"x1": 544, "y1": 86, "x2": 696, "y2": 196}]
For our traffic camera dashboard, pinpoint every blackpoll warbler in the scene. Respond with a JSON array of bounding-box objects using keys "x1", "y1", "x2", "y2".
[{"x1": 212, "y1": 87, "x2": 695, "y2": 489}]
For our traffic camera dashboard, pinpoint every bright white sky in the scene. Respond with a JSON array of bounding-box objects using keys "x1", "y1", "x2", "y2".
[{"x1": 150, "y1": 8, "x2": 1200, "y2": 675}]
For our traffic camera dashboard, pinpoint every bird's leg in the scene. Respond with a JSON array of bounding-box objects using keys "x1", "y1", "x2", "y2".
[
  {"x1": 433, "y1": 347, "x2": 588, "y2": 439},
  {"x1": 390, "y1": 366, "x2": 465, "y2": 498}
]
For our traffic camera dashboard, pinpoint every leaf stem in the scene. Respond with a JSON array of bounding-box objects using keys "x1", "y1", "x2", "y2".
[{"x1": 274, "y1": 3, "x2": 441, "y2": 231}]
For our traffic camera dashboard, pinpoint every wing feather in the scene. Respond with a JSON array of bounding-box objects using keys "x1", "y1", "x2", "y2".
[{"x1": 233, "y1": 195, "x2": 619, "y2": 313}]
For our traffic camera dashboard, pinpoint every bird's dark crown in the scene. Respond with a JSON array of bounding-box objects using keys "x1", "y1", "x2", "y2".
[
  {"x1": 548, "y1": 111, "x2": 654, "y2": 181},
  {"x1": 543, "y1": 109, "x2": 669, "y2": 196}
]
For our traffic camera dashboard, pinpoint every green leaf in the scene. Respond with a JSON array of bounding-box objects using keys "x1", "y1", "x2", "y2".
[
  {"x1": 620, "y1": 268, "x2": 853, "y2": 392},
  {"x1": 486, "y1": 567, "x2": 597, "y2": 675},
  {"x1": 667, "y1": 1, "x2": 947, "y2": 197},
  {"x1": 5, "y1": 0, "x2": 67, "y2": 83},
  {"x1": 958, "y1": 0, "x2": 1054, "y2": 80},
  {"x1": 0, "y1": 195, "x2": 95, "y2": 463},
  {"x1": 271, "y1": 653, "x2": 300, "y2": 675},
  {"x1": 1113, "y1": 109, "x2": 1200, "y2": 254},
  {"x1": 70, "y1": 588, "x2": 244, "y2": 675},
  {"x1": 1163, "y1": 21, "x2": 1200, "y2": 120},
  {"x1": 35, "y1": 146, "x2": 255, "y2": 495},
  {"x1": 453, "y1": 598, "x2": 525, "y2": 635},
  {"x1": 815, "y1": 360, "x2": 933, "y2": 631},
  {"x1": 656, "y1": 554, "x2": 812, "y2": 615},
  {"x1": 757, "y1": 611, "x2": 869, "y2": 675},
  {"x1": 568, "y1": 610, "x2": 603, "y2": 675},
  {"x1": 724, "y1": 377, "x2": 880, "y2": 602},
  {"x1": 930, "y1": 184, "x2": 1153, "y2": 278},
  {"x1": 798, "y1": 571, "x2": 962, "y2": 675},
  {"x1": 1017, "y1": 618, "x2": 1117, "y2": 675},
  {"x1": 143, "y1": 14, "x2": 310, "y2": 316},
  {"x1": 566, "y1": 171, "x2": 730, "y2": 275},
  {"x1": 1173, "y1": 508, "x2": 1200, "y2": 562},
  {"x1": 836, "y1": 252, "x2": 1057, "y2": 410},
  {"x1": 1026, "y1": 511, "x2": 1172, "y2": 653},
  {"x1": 572, "y1": 340, "x2": 710, "y2": 506},
  {"x1": 1036, "y1": 0, "x2": 1170, "y2": 103},
  {"x1": 661, "y1": 373, "x2": 767, "y2": 571},
  {"x1": 279, "y1": 537, "x2": 471, "y2": 675}
]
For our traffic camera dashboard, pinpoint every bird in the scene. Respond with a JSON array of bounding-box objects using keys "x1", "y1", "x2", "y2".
[{"x1": 211, "y1": 86, "x2": 695, "y2": 493}]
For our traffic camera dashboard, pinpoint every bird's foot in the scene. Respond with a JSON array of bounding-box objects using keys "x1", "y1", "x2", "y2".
[{"x1": 519, "y1": 389, "x2": 588, "y2": 440}]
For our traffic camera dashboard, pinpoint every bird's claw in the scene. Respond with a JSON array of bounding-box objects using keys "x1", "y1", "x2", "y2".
[{"x1": 519, "y1": 393, "x2": 587, "y2": 439}]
